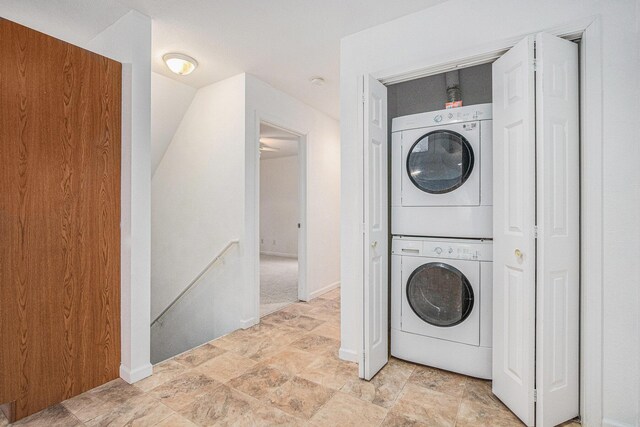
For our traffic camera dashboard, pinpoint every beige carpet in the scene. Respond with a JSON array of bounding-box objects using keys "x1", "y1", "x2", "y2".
[{"x1": 260, "y1": 254, "x2": 299, "y2": 316}]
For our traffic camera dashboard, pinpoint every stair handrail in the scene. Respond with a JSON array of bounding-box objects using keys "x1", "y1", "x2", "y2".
[{"x1": 151, "y1": 239, "x2": 240, "y2": 326}]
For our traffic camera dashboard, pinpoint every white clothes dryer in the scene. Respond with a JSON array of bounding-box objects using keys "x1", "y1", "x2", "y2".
[
  {"x1": 391, "y1": 236, "x2": 492, "y2": 379},
  {"x1": 391, "y1": 104, "x2": 493, "y2": 238}
]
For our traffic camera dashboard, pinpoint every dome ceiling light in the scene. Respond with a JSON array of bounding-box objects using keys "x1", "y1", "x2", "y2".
[{"x1": 163, "y1": 53, "x2": 198, "y2": 76}]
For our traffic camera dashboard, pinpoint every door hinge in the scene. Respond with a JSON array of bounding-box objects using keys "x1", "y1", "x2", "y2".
[
  {"x1": 533, "y1": 225, "x2": 539, "y2": 239},
  {"x1": 533, "y1": 58, "x2": 537, "y2": 71},
  {"x1": 362, "y1": 94, "x2": 366, "y2": 103},
  {"x1": 533, "y1": 389, "x2": 538, "y2": 402}
]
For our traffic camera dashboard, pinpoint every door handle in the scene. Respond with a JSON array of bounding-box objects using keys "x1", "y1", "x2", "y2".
[
  {"x1": 371, "y1": 241, "x2": 378, "y2": 248},
  {"x1": 401, "y1": 248, "x2": 419, "y2": 254},
  {"x1": 514, "y1": 248, "x2": 523, "y2": 259}
]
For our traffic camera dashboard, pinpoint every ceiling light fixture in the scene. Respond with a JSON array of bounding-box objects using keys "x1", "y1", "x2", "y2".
[
  {"x1": 309, "y1": 76, "x2": 325, "y2": 86},
  {"x1": 163, "y1": 53, "x2": 198, "y2": 76}
]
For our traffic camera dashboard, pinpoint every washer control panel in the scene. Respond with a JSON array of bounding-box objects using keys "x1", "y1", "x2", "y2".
[
  {"x1": 392, "y1": 236, "x2": 492, "y2": 262},
  {"x1": 426, "y1": 243, "x2": 479, "y2": 260}
]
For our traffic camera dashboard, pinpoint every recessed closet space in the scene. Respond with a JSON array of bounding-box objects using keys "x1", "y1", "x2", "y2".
[
  {"x1": 361, "y1": 32, "x2": 582, "y2": 427},
  {"x1": 387, "y1": 63, "x2": 492, "y2": 124},
  {"x1": 385, "y1": 63, "x2": 496, "y2": 382}
]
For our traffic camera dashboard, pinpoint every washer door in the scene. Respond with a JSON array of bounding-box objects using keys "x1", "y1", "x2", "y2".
[
  {"x1": 400, "y1": 256, "x2": 480, "y2": 346},
  {"x1": 406, "y1": 130, "x2": 474, "y2": 194},
  {"x1": 406, "y1": 262, "x2": 474, "y2": 327}
]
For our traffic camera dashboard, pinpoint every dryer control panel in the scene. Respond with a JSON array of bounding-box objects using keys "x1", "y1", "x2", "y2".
[
  {"x1": 392, "y1": 236, "x2": 492, "y2": 262},
  {"x1": 391, "y1": 103, "x2": 492, "y2": 133}
]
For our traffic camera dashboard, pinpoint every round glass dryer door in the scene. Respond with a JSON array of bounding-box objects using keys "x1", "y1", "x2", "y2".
[
  {"x1": 406, "y1": 130, "x2": 474, "y2": 194},
  {"x1": 406, "y1": 262, "x2": 474, "y2": 327}
]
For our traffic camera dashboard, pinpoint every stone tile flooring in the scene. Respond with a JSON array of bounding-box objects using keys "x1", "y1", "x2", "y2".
[{"x1": 2, "y1": 288, "x2": 581, "y2": 426}]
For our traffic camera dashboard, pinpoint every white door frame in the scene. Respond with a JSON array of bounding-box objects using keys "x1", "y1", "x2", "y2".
[
  {"x1": 250, "y1": 111, "x2": 309, "y2": 323},
  {"x1": 359, "y1": 17, "x2": 603, "y2": 424}
]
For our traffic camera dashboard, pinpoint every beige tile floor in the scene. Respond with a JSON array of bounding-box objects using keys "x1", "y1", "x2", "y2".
[{"x1": 2, "y1": 288, "x2": 581, "y2": 426}]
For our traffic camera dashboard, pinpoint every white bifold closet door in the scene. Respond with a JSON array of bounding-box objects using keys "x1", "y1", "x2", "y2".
[
  {"x1": 361, "y1": 75, "x2": 389, "y2": 380},
  {"x1": 492, "y1": 33, "x2": 579, "y2": 427}
]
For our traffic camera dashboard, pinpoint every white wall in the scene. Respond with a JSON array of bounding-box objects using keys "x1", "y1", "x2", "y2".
[
  {"x1": 260, "y1": 156, "x2": 299, "y2": 257},
  {"x1": 245, "y1": 74, "x2": 341, "y2": 309},
  {"x1": 0, "y1": 6, "x2": 153, "y2": 383},
  {"x1": 151, "y1": 73, "x2": 340, "y2": 356},
  {"x1": 340, "y1": 1, "x2": 640, "y2": 425},
  {"x1": 151, "y1": 72, "x2": 197, "y2": 175},
  {"x1": 152, "y1": 74, "x2": 246, "y2": 323}
]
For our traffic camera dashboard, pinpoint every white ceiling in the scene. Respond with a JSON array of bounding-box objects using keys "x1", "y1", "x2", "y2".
[
  {"x1": 2, "y1": 0, "x2": 446, "y2": 119},
  {"x1": 260, "y1": 123, "x2": 299, "y2": 160},
  {"x1": 117, "y1": 0, "x2": 448, "y2": 119}
]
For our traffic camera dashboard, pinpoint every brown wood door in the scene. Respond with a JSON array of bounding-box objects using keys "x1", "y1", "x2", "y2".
[{"x1": 0, "y1": 19, "x2": 121, "y2": 422}]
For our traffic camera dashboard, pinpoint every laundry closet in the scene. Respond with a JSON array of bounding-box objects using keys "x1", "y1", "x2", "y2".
[
  {"x1": 388, "y1": 63, "x2": 494, "y2": 381},
  {"x1": 360, "y1": 33, "x2": 580, "y2": 427}
]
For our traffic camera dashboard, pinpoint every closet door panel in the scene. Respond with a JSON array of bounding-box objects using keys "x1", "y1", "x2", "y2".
[
  {"x1": 361, "y1": 74, "x2": 389, "y2": 380},
  {"x1": 535, "y1": 31, "x2": 580, "y2": 427},
  {"x1": 491, "y1": 35, "x2": 536, "y2": 427}
]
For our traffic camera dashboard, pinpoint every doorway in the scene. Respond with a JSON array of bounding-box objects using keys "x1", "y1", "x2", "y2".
[
  {"x1": 259, "y1": 122, "x2": 304, "y2": 316},
  {"x1": 360, "y1": 26, "x2": 591, "y2": 427}
]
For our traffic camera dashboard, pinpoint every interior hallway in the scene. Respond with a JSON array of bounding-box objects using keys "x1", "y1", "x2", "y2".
[
  {"x1": 2, "y1": 288, "x2": 580, "y2": 426},
  {"x1": 260, "y1": 254, "x2": 299, "y2": 317}
]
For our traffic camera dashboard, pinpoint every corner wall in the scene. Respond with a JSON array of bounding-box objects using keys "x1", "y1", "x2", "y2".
[
  {"x1": 151, "y1": 72, "x2": 197, "y2": 175},
  {"x1": 151, "y1": 74, "x2": 246, "y2": 323},
  {"x1": 340, "y1": 1, "x2": 640, "y2": 425},
  {"x1": 86, "y1": 8, "x2": 153, "y2": 385},
  {"x1": 0, "y1": 7, "x2": 154, "y2": 383}
]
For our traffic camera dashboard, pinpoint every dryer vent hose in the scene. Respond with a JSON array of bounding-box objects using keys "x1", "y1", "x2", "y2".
[{"x1": 445, "y1": 70, "x2": 462, "y2": 103}]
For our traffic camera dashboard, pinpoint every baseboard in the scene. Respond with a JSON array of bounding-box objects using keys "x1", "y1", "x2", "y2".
[
  {"x1": 240, "y1": 317, "x2": 258, "y2": 329},
  {"x1": 120, "y1": 363, "x2": 153, "y2": 384},
  {"x1": 260, "y1": 251, "x2": 298, "y2": 259},
  {"x1": 309, "y1": 281, "x2": 340, "y2": 300},
  {"x1": 339, "y1": 347, "x2": 358, "y2": 363}
]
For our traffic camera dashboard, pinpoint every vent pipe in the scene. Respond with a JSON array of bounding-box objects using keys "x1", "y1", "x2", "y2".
[{"x1": 445, "y1": 70, "x2": 461, "y2": 103}]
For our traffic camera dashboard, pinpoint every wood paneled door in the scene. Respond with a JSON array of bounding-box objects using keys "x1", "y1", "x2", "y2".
[{"x1": 0, "y1": 19, "x2": 122, "y2": 422}]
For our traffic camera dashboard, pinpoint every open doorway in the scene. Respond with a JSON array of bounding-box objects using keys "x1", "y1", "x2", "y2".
[{"x1": 259, "y1": 122, "x2": 303, "y2": 316}]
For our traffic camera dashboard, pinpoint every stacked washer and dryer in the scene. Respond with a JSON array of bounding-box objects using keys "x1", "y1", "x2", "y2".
[{"x1": 391, "y1": 103, "x2": 493, "y2": 379}]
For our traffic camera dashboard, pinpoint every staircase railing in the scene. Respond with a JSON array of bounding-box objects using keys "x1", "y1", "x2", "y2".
[{"x1": 151, "y1": 239, "x2": 240, "y2": 327}]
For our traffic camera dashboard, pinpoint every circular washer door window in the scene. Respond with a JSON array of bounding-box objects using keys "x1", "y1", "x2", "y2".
[
  {"x1": 406, "y1": 262, "x2": 474, "y2": 327},
  {"x1": 406, "y1": 130, "x2": 474, "y2": 194}
]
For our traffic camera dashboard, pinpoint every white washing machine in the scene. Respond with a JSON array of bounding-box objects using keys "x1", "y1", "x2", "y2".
[
  {"x1": 391, "y1": 236, "x2": 492, "y2": 379},
  {"x1": 391, "y1": 104, "x2": 493, "y2": 238}
]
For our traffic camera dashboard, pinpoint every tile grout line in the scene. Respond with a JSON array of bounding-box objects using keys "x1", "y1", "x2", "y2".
[{"x1": 452, "y1": 379, "x2": 469, "y2": 427}]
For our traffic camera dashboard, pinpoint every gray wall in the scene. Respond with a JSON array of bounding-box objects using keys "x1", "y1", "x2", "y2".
[{"x1": 387, "y1": 63, "x2": 492, "y2": 120}]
